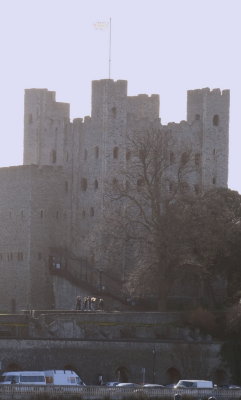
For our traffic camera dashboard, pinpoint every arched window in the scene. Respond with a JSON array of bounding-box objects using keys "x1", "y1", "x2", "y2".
[
  {"x1": 165, "y1": 367, "x2": 181, "y2": 384},
  {"x1": 40, "y1": 210, "x2": 44, "y2": 219},
  {"x1": 213, "y1": 114, "x2": 219, "y2": 126},
  {"x1": 5, "y1": 363, "x2": 22, "y2": 372},
  {"x1": 113, "y1": 147, "x2": 119, "y2": 159},
  {"x1": 81, "y1": 178, "x2": 88, "y2": 191},
  {"x1": 115, "y1": 366, "x2": 129, "y2": 383}
]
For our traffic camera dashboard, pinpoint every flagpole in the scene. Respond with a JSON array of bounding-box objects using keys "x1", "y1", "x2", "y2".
[{"x1": 108, "y1": 17, "x2": 111, "y2": 79}]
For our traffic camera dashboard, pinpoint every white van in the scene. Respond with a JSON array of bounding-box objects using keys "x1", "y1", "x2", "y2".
[
  {"x1": 44, "y1": 370, "x2": 85, "y2": 386},
  {"x1": 0, "y1": 371, "x2": 46, "y2": 385},
  {"x1": 174, "y1": 380, "x2": 213, "y2": 389}
]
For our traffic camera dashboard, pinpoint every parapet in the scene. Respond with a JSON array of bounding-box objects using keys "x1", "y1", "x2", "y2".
[
  {"x1": 127, "y1": 94, "x2": 159, "y2": 120},
  {"x1": 24, "y1": 88, "x2": 70, "y2": 119}
]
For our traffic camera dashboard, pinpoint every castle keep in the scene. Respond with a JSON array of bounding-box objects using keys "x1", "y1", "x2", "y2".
[{"x1": 0, "y1": 79, "x2": 230, "y2": 312}]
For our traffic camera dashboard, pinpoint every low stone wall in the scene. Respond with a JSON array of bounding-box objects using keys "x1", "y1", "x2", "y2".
[
  {"x1": 0, "y1": 338, "x2": 222, "y2": 385},
  {"x1": 0, "y1": 385, "x2": 239, "y2": 400}
]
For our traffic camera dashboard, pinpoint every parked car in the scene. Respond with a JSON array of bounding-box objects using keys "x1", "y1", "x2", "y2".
[
  {"x1": 116, "y1": 383, "x2": 140, "y2": 387},
  {"x1": 0, "y1": 371, "x2": 46, "y2": 385},
  {"x1": 174, "y1": 380, "x2": 213, "y2": 389},
  {"x1": 143, "y1": 384, "x2": 165, "y2": 388},
  {"x1": 44, "y1": 370, "x2": 85, "y2": 385},
  {"x1": 103, "y1": 381, "x2": 120, "y2": 386},
  {"x1": 228, "y1": 385, "x2": 241, "y2": 389}
]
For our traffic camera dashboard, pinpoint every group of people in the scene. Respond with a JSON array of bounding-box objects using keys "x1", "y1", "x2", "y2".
[{"x1": 75, "y1": 296, "x2": 104, "y2": 311}]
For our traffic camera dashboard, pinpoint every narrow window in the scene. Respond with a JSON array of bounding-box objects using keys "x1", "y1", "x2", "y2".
[
  {"x1": 94, "y1": 179, "x2": 99, "y2": 190},
  {"x1": 90, "y1": 207, "x2": 95, "y2": 217},
  {"x1": 65, "y1": 181, "x2": 69, "y2": 193},
  {"x1": 21, "y1": 210, "x2": 24, "y2": 219},
  {"x1": 137, "y1": 178, "x2": 144, "y2": 191},
  {"x1": 52, "y1": 150, "x2": 56, "y2": 163},
  {"x1": 66, "y1": 152, "x2": 69, "y2": 162},
  {"x1": 82, "y1": 210, "x2": 86, "y2": 218},
  {"x1": 112, "y1": 107, "x2": 117, "y2": 118},
  {"x1": 170, "y1": 152, "x2": 175, "y2": 164},
  {"x1": 126, "y1": 150, "x2": 131, "y2": 161},
  {"x1": 169, "y1": 182, "x2": 174, "y2": 192},
  {"x1": 112, "y1": 178, "x2": 118, "y2": 187},
  {"x1": 56, "y1": 211, "x2": 59, "y2": 219},
  {"x1": 81, "y1": 178, "x2": 88, "y2": 191},
  {"x1": 213, "y1": 177, "x2": 216, "y2": 185},
  {"x1": 113, "y1": 147, "x2": 119, "y2": 159},
  {"x1": 84, "y1": 149, "x2": 88, "y2": 160},
  {"x1": 213, "y1": 149, "x2": 216, "y2": 156},
  {"x1": 180, "y1": 181, "x2": 189, "y2": 193},
  {"x1": 40, "y1": 210, "x2": 44, "y2": 219},
  {"x1": 195, "y1": 114, "x2": 200, "y2": 121},
  {"x1": 181, "y1": 152, "x2": 189, "y2": 166},
  {"x1": 195, "y1": 153, "x2": 201, "y2": 167},
  {"x1": 28, "y1": 114, "x2": 33, "y2": 123},
  {"x1": 213, "y1": 115, "x2": 219, "y2": 126},
  {"x1": 38, "y1": 253, "x2": 42, "y2": 260},
  {"x1": 139, "y1": 149, "x2": 145, "y2": 161},
  {"x1": 95, "y1": 146, "x2": 99, "y2": 159},
  {"x1": 194, "y1": 184, "x2": 200, "y2": 195}
]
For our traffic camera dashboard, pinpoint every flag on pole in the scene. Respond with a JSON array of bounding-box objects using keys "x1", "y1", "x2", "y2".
[{"x1": 93, "y1": 21, "x2": 109, "y2": 30}]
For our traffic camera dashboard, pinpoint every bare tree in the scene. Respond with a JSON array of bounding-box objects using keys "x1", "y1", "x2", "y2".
[{"x1": 102, "y1": 127, "x2": 198, "y2": 309}]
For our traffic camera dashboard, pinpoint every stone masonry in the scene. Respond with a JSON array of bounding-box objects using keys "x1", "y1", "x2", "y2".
[{"x1": 0, "y1": 79, "x2": 230, "y2": 312}]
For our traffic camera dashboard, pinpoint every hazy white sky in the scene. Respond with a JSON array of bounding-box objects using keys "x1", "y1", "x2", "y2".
[{"x1": 1, "y1": 0, "x2": 240, "y2": 192}]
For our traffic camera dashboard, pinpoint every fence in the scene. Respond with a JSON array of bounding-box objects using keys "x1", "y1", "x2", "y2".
[{"x1": 0, "y1": 385, "x2": 240, "y2": 400}]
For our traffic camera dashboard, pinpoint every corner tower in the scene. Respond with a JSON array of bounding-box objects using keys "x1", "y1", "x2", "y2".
[
  {"x1": 24, "y1": 89, "x2": 70, "y2": 166},
  {"x1": 187, "y1": 88, "x2": 230, "y2": 190}
]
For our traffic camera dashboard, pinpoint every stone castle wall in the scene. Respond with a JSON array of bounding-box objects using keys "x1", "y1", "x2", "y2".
[{"x1": 0, "y1": 79, "x2": 230, "y2": 312}]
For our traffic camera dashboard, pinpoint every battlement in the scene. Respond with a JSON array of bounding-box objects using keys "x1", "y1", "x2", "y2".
[
  {"x1": 127, "y1": 94, "x2": 159, "y2": 120},
  {"x1": 24, "y1": 88, "x2": 70, "y2": 119},
  {"x1": 187, "y1": 87, "x2": 230, "y2": 97},
  {"x1": 187, "y1": 87, "x2": 230, "y2": 124}
]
